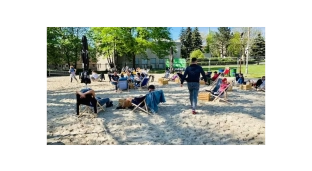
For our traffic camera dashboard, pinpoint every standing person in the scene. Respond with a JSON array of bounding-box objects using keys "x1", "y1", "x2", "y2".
[
  {"x1": 69, "y1": 66, "x2": 78, "y2": 83},
  {"x1": 180, "y1": 58, "x2": 207, "y2": 114},
  {"x1": 110, "y1": 72, "x2": 120, "y2": 92}
]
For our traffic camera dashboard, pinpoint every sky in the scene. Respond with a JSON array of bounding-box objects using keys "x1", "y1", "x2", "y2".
[{"x1": 169, "y1": 27, "x2": 265, "y2": 41}]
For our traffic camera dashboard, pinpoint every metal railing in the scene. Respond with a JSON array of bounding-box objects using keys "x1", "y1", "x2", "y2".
[{"x1": 47, "y1": 70, "x2": 70, "y2": 77}]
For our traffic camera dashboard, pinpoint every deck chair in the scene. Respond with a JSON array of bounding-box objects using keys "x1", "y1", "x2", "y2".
[
  {"x1": 131, "y1": 96, "x2": 149, "y2": 114},
  {"x1": 131, "y1": 90, "x2": 166, "y2": 114},
  {"x1": 209, "y1": 68, "x2": 230, "y2": 87},
  {"x1": 118, "y1": 79, "x2": 129, "y2": 92},
  {"x1": 91, "y1": 74, "x2": 100, "y2": 82},
  {"x1": 206, "y1": 78, "x2": 222, "y2": 91},
  {"x1": 135, "y1": 77, "x2": 149, "y2": 89},
  {"x1": 76, "y1": 94, "x2": 109, "y2": 118},
  {"x1": 210, "y1": 84, "x2": 231, "y2": 104}
]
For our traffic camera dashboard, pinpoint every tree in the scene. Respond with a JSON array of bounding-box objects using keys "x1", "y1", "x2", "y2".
[
  {"x1": 91, "y1": 27, "x2": 175, "y2": 69},
  {"x1": 47, "y1": 27, "x2": 63, "y2": 69},
  {"x1": 179, "y1": 27, "x2": 188, "y2": 58},
  {"x1": 204, "y1": 31, "x2": 219, "y2": 57},
  {"x1": 47, "y1": 27, "x2": 95, "y2": 70},
  {"x1": 190, "y1": 49, "x2": 204, "y2": 61},
  {"x1": 192, "y1": 27, "x2": 202, "y2": 51},
  {"x1": 250, "y1": 34, "x2": 265, "y2": 64},
  {"x1": 227, "y1": 32, "x2": 242, "y2": 57},
  {"x1": 184, "y1": 27, "x2": 193, "y2": 58},
  {"x1": 232, "y1": 27, "x2": 264, "y2": 64},
  {"x1": 215, "y1": 27, "x2": 232, "y2": 57}
]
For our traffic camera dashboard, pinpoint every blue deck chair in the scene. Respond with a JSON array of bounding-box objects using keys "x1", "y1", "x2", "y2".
[
  {"x1": 118, "y1": 79, "x2": 129, "y2": 92},
  {"x1": 135, "y1": 77, "x2": 149, "y2": 89}
]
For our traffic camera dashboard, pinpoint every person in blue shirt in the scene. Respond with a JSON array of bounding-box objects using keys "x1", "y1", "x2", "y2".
[{"x1": 237, "y1": 73, "x2": 245, "y2": 84}]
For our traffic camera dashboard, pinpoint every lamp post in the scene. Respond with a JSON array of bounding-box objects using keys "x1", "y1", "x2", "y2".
[
  {"x1": 245, "y1": 27, "x2": 251, "y2": 75},
  {"x1": 239, "y1": 32, "x2": 244, "y2": 74}
]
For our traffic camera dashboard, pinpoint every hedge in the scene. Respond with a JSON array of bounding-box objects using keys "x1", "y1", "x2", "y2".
[
  {"x1": 186, "y1": 60, "x2": 257, "y2": 66},
  {"x1": 46, "y1": 69, "x2": 108, "y2": 76}
]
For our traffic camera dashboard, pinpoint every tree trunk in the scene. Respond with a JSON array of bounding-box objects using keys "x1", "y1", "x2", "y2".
[
  {"x1": 132, "y1": 53, "x2": 136, "y2": 69},
  {"x1": 169, "y1": 47, "x2": 174, "y2": 73}
]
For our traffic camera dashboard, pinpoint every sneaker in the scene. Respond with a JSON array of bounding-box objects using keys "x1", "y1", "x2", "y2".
[{"x1": 192, "y1": 110, "x2": 197, "y2": 115}]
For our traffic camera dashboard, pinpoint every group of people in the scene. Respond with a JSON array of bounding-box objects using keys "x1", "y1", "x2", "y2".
[
  {"x1": 76, "y1": 84, "x2": 158, "y2": 114},
  {"x1": 75, "y1": 58, "x2": 264, "y2": 115},
  {"x1": 235, "y1": 73, "x2": 265, "y2": 91}
]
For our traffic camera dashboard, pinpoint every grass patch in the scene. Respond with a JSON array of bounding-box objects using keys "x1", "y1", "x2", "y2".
[{"x1": 149, "y1": 64, "x2": 265, "y2": 78}]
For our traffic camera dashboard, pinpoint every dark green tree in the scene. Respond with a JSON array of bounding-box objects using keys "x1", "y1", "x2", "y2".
[
  {"x1": 179, "y1": 27, "x2": 187, "y2": 58},
  {"x1": 192, "y1": 27, "x2": 202, "y2": 51},
  {"x1": 184, "y1": 27, "x2": 193, "y2": 58},
  {"x1": 250, "y1": 34, "x2": 265, "y2": 64},
  {"x1": 215, "y1": 27, "x2": 232, "y2": 57}
]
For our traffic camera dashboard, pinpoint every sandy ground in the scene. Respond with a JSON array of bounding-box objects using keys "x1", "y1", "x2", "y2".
[{"x1": 47, "y1": 74, "x2": 265, "y2": 145}]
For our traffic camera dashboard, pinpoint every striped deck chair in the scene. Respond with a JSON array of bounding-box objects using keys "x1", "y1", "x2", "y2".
[
  {"x1": 209, "y1": 68, "x2": 230, "y2": 88},
  {"x1": 206, "y1": 78, "x2": 222, "y2": 92},
  {"x1": 210, "y1": 84, "x2": 231, "y2": 104}
]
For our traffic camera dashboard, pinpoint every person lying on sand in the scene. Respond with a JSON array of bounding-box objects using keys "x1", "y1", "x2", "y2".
[{"x1": 116, "y1": 85, "x2": 156, "y2": 109}]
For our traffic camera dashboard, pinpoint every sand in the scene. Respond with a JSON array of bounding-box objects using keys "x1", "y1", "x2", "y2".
[{"x1": 47, "y1": 74, "x2": 265, "y2": 145}]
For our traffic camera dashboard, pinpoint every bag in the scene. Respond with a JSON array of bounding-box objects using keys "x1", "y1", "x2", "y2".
[{"x1": 119, "y1": 99, "x2": 132, "y2": 108}]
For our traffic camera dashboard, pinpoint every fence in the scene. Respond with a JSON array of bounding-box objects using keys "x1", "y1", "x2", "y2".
[{"x1": 47, "y1": 70, "x2": 69, "y2": 77}]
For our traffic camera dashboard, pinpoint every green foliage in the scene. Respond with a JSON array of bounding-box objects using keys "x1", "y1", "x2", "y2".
[
  {"x1": 180, "y1": 27, "x2": 203, "y2": 58},
  {"x1": 251, "y1": 34, "x2": 265, "y2": 62},
  {"x1": 91, "y1": 27, "x2": 175, "y2": 68},
  {"x1": 184, "y1": 27, "x2": 193, "y2": 58},
  {"x1": 205, "y1": 31, "x2": 219, "y2": 57},
  {"x1": 47, "y1": 27, "x2": 93, "y2": 69},
  {"x1": 215, "y1": 27, "x2": 232, "y2": 57},
  {"x1": 180, "y1": 28, "x2": 187, "y2": 58},
  {"x1": 227, "y1": 32, "x2": 242, "y2": 57},
  {"x1": 190, "y1": 49, "x2": 205, "y2": 60}
]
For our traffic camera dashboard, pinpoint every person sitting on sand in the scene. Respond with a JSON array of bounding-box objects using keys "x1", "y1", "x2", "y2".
[
  {"x1": 126, "y1": 71, "x2": 134, "y2": 83},
  {"x1": 170, "y1": 72, "x2": 180, "y2": 81},
  {"x1": 211, "y1": 71, "x2": 219, "y2": 81},
  {"x1": 110, "y1": 72, "x2": 120, "y2": 92},
  {"x1": 117, "y1": 85, "x2": 156, "y2": 109},
  {"x1": 201, "y1": 71, "x2": 212, "y2": 85},
  {"x1": 258, "y1": 80, "x2": 265, "y2": 91},
  {"x1": 163, "y1": 68, "x2": 170, "y2": 78},
  {"x1": 91, "y1": 70, "x2": 99, "y2": 81},
  {"x1": 252, "y1": 76, "x2": 265, "y2": 90},
  {"x1": 119, "y1": 73, "x2": 127, "y2": 81},
  {"x1": 237, "y1": 73, "x2": 245, "y2": 84}
]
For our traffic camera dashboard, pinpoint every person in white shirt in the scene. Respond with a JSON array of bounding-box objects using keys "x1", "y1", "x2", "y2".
[{"x1": 259, "y1": 80, "x2": 265, "y2": 91}]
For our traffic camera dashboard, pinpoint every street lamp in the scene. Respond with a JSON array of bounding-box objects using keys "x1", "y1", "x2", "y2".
[{"x1": 239, "y1": 32, "x2": 244, "y2": 74}]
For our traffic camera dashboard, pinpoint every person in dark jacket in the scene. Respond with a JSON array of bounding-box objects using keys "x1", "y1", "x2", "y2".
[{"x1": 180, "y1": 58, "x2": 207, "y2": 114}]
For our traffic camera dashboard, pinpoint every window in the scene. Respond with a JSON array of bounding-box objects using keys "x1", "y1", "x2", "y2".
[
  {"x1": 158, "y1": 59, "x2": 165, "y2": 69},
  {"x1": 141, "y1": 59, "x2": 148, "y2": 68},
  {"x1": 150, "y1": 58, "x2": 156, "y2": 69},
  {"x1": 135, "y1": 58, "x2": 140, "y2": 65}
]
